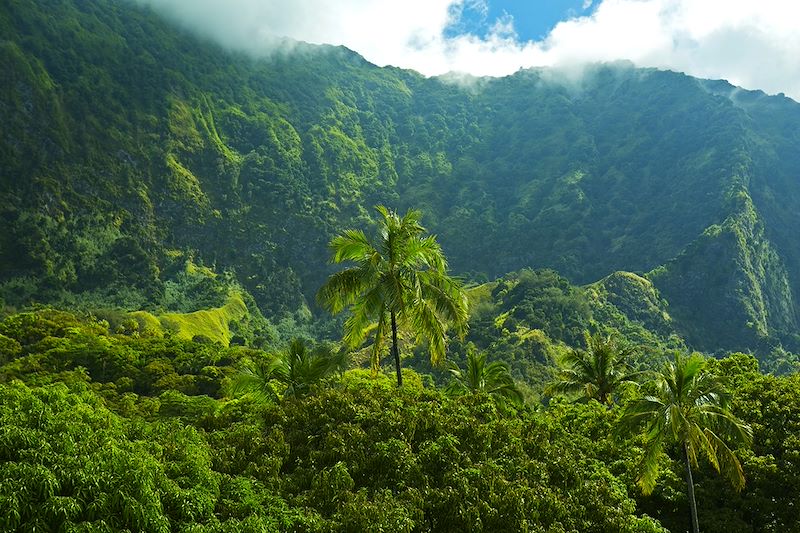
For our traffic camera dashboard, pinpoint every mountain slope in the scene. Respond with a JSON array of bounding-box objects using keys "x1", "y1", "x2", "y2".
[
  {"x1": 649, "y1": 190, "x2": 798, "y2": 352},
  {"x1": 2, "y1": 0, "x2": 799, "y2": 359}
]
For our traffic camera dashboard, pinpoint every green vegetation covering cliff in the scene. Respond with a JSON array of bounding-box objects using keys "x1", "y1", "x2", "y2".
[
  {"x1": 3, "y1": 0, "x2": 800, "y2": 362},
  {"x1": 435, "y1": 269, "x2": 681, "y2": 395},
  {"x1": 649, "y1": 190, "x2": 798, "y2": 354},
  {"x1": 2, "y1": 2, "x2": 800, "y2": 529}
]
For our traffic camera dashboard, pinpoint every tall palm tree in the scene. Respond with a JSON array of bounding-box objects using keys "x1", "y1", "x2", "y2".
[
  {"x1": 229, "y1": 338, "x2": 345, "y2": 400},
  {"x1": 547, "y1": 331, "x2": 641, "y2": 405},
  {"x1": 619, "y1": 353, "x2": 753, "y2": 533},
  {"x1": 317, "y1": 205, "x2": 469, "y2": 386},
  {"x1": 445, "y1": 346, "x2": 523, "y2": 406}
]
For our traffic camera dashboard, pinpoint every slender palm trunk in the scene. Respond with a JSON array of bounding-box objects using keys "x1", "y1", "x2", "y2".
[
  {"x1": 683, "y1": 441, "x2": 700, "y2": 533},
  {"x1": 391, "y1": 311, "x2": 402, "y2": 386},
  {"x1": 599, "y1": 390, "x2": 609, "y2": 405}
]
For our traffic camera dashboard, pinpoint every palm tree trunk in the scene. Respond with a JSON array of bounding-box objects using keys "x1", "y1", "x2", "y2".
[
  {"x1": 683, "y1": 441, "x2": 700, "y2": 533},
  {"x1": 391, "y1": 311, "x2": 402, "y2": 386}
]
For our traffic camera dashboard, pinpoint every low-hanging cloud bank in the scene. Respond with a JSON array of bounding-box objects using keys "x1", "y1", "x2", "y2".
[{"x1": 133, "y1": 0, "x2": 800, "y2": 101}]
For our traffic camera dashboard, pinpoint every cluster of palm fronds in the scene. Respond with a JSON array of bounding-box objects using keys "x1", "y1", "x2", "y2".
[
  {"x1": 228, "y1": 338, "x2": 346, "y2": 400},
  {"x1": 316, "y1": 206, "x2": 469, "y2": 386},
  {"x1": 444, "y1": 346, "x2": 523, "y2": 406}
]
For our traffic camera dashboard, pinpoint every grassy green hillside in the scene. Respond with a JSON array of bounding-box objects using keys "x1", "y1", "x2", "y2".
[
  {"x1": 446, "y1": 269, "x2": 682, "y2": 391},
  {"x1": 1, "y1": 0, "x2": 800, "y2": 360}
]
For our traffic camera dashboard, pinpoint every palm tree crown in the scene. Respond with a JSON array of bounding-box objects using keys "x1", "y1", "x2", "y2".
[
  {"x1": 619, "y1": 353, "x2": 752, "y2": 533},
  {"x1": 317, "y1": 205, "x2": 468, "y2": 386},
  {"x1": 229, "y1": 339, "x2": 344, "y2": 400},
  {"x1": 547, "y1": 331, "x2": 640, "y2": 405},
  {"x1": 445, "y1": 346, "x2": 523, "y2": 406}
]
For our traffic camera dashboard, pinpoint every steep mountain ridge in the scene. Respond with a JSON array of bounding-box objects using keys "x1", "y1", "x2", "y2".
[
  {"x1": 2, "y1": 0, "x2": 799, "y2": 358},
  {"x1": 649, "y1": 189, "x2": 798, "y2": 352}
]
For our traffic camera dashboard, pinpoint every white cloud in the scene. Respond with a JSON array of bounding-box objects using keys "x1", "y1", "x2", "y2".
[
  {"x1": 134, "y1": 0, "x2": 800, "y2": 100},
  {"x1": 539, "y1": 0, "x2": 800, "y2": 99}
]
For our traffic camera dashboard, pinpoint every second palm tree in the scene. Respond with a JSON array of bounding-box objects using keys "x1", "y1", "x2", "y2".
[
  {"x1": 547, "y1": 331, "x2": 641, "y2": 405},
  {"x1": 619, "y1": 353, "x2": 752, "y2": 533}
]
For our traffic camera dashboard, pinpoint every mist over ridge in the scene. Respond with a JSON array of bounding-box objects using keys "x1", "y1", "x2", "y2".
[{"x1": 131, "y1": 0, "x2": 800, "y2": 101}]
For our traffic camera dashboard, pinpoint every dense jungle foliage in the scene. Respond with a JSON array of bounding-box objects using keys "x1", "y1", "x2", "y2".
[{"x1": 1, "y1": 308, "x2": 800, "y2": 532}]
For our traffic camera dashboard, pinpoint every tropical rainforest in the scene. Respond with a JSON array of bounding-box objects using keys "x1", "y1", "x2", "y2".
[{"x1": 1, "y1": 0, "x2": 800, "y2": 531}]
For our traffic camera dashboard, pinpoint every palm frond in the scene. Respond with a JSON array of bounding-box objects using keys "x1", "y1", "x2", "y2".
[
  {"x1": 444, "y1": 377, "x2": 468, "y2": 397},
  {"x1": 544, "y1": 373, "x2": 585, "y2": 397},
  {"x1": 703, "y1": 428, "x2": 747, "y2": 491},
  {"x1": 329, "y1": 229, "x2": 377, "y2": 263},
  {"x1": 228, "y1": 356, "x2": 288, "y2": 402},
  {"x1": 418, "y1": 272, "x2": 469, "y2": 330},
  {"x1": 317, "y1": 265, "x2": 375, "y2": 313},
  {"x1": 638, "y1": 433, "x2": 665, "y2": 495},
  {"x1": 402, "y1": 235, "x2": 446, "y2": 271},
  {"x1": 617, "y1": 396, "x2": 665, "y2": 434},
  {"x1": 484, "y1": 361, "x2": 524, "y2": 405},
  {"x1": 342, "y1": 289, "x2": 384, "y2": 349},
  {"x1": 466, "y1": 349, "x2": 487, "y2": 390}
]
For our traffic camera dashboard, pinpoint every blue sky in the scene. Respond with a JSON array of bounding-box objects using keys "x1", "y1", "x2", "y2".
[{"x1": 446, "y1": 0, "x2": 597, "y2": 42}]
